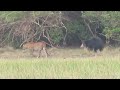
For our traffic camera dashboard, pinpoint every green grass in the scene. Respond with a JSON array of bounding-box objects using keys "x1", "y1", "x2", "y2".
[
  {"x1": 0, "y1": 57, "x2": 120, "y2": 79},
  {"x1": 0, "y1": 46, "x2": 120, "y2": 79}
]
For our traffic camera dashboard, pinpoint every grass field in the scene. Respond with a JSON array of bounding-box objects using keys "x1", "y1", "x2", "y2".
[{"x1": 0, "y1": 46, "x2": 120, "y2": 79}]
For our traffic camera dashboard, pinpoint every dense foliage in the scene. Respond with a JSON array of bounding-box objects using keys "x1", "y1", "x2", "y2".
[{"x1": 0, "y1": 11, "x2": 120, "y2": 48}]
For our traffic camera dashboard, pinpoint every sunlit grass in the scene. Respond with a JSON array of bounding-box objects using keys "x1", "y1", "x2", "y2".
[
  {"x1": 0, "y1": 46, "x2": 120, "y2": 79},
  {"x1": 0, "y1": 56, "x2": 120, "y2": 79}
]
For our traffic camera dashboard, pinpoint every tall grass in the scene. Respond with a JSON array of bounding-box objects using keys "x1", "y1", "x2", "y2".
[
  {"x1": 0, "y1": 46, "x2": 120, "y2": 79},
  {"x1": 0, "y1": 57, "x2": 120, "y2": 79}
]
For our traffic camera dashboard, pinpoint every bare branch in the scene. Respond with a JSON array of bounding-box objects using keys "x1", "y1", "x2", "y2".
[{"x1": 83, "y1": 18, "x2": 95, "y2": 37}]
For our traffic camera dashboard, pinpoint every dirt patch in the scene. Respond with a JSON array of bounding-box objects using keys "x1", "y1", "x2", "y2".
[{"x1": 0, "y1": 47, "x2": 119, "y2": 59}]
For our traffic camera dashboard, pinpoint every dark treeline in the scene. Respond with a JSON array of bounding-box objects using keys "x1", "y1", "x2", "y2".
[{"x1": 0, "y1": 11, "x2": 120, "y2": 49}]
